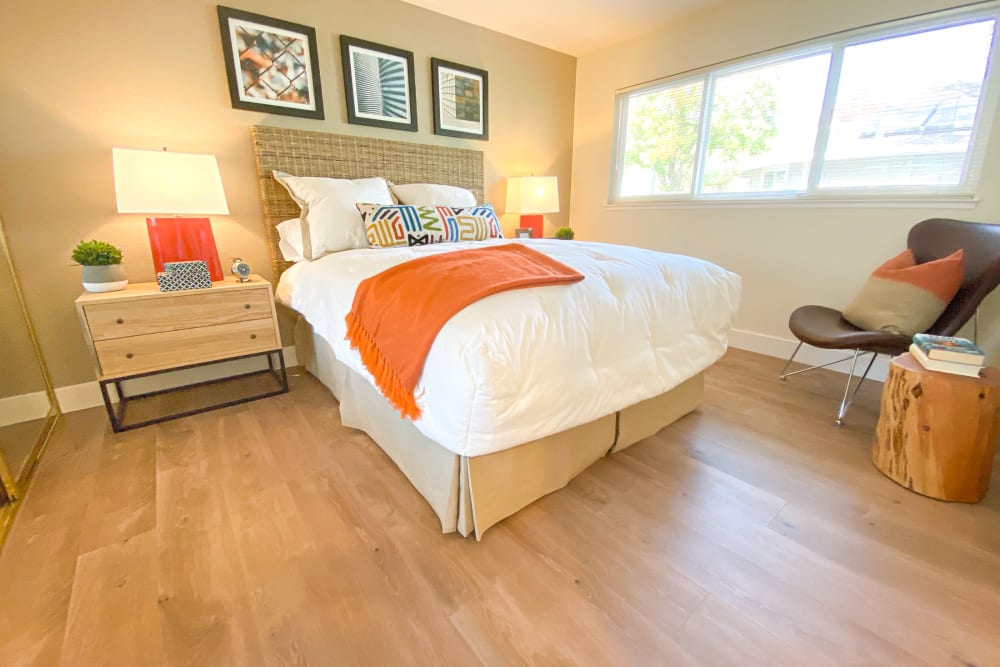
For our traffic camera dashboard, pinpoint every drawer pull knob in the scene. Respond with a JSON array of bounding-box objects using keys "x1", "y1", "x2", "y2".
[
  {"x1": 125, "y1": 352, "x2": 134, "y2": 359},
  {"x1": 250, "y1": 333, "x2": 257, "y2": 340},
  {"x1": 116, "y1": 318, "x2": 124, "y2": 324},
  {"x1": 244, "y1": 304, "x2": 252, "y2": 310}
]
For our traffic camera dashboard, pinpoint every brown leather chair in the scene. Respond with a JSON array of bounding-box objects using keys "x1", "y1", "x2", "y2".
[{"x1": 782, "y1": 218, "x2": 1000, "y2": 425}]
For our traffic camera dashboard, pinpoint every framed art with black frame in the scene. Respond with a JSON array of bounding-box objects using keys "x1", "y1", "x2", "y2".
[
  {"x1": 216, "y1": 6, "x2": 324, "y2": 120},
  {"x1": 340, "y1": 35, "x2": 418, "y2": 132},
  {"x1": 431, "y1": 58, "x2": 488, "y2": 140}
]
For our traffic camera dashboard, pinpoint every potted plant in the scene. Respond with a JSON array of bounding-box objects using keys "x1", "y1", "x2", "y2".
[
  {"x1": 72, "y1": 240, "x2": 127, "y2": 292},
  {"x1": 554, "y1": 226, "x2": 575, "y2": 240}
]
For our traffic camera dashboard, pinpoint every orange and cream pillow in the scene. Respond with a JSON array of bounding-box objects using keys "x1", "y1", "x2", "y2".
[{"x1": 842, "y1": 249, "x2": 964, "y2": 336}]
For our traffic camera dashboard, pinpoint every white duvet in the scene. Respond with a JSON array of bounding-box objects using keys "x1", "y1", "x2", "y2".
[{"x1": 277, "y1": 239, "x2": 741, "y2": 457}]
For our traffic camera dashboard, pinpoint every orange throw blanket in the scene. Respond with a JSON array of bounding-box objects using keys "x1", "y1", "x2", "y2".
[{"x1": 345, "y1": 244, "x2": 584, "y2": 419}]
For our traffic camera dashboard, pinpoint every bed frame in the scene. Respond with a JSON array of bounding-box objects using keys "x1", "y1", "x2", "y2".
[{"x1": 250, "y1": 126, "x2": 704, "y2": 539}]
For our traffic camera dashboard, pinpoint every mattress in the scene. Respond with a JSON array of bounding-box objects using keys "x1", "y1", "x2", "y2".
[{"x1": 276, "y1": 238, "x2": 741, "y2": 457}]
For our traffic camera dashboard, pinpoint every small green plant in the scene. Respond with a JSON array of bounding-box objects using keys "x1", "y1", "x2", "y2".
[
  {"x1": 554, "y1": 226, "x2": 575, "y2": 240},
  {"x1": 71, "y1": 239, "x2": 123, "y2": 266}
]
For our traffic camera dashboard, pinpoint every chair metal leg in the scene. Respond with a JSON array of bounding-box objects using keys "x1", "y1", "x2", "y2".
[
  {"x1": 835, "y1": 352, "x2": 878, "y2": 426},
  {"x1": 780, "y1": 342, "x2": 878, "y2": 425},
  {"x1": 779, "y1": 341, "x2": 804, "y2": 380},
  {"x1": 834, "y1": 349, "x2": 862, "y2": 426},
  {"x1": 779, "y1": 347, "x2": 865, "y2": 380}
]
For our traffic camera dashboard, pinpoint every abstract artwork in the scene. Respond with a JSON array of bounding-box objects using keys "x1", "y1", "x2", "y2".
[
  {"x1": 217, "y1": 6, "x2": 324, "y2": 119},
  {"x1": 340, "y1": 36, "x2": 417, "y2": 132},
  {"x1": 432, "y1": 58, "x2": 488, "y2": 140}
]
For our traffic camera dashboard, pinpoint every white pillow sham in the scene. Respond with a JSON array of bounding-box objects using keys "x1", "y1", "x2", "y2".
[
  {"x1": 273, "y1": 171, "x2": 393, "y2": 258},
  {"x1": 276, "y1": 218, "x2": 305, "y2": 262},
  {"x1": 390, "y1": 183, "x2": 477, "y2": 207}
]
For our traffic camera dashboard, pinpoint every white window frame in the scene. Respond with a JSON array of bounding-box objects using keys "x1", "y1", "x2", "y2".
[{"x1": 608, "y1": 3, "x2": 1000, "y2": 207}]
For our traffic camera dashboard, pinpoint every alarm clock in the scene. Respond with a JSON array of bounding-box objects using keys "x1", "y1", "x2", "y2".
[{"x1": 230, "y1": 258, "x2": 252, "y2": 282}]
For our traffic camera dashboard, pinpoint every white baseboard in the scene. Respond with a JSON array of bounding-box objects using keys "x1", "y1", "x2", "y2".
[
  {"x1": 0, "y1": 390, "x2": 53, "y2": 427},
  {"x1": 728, "y1": 328, "x2": 890, "y2": 382},
  {"x1": 48, "y1": 345, "x2": 299, "y2": 415}
]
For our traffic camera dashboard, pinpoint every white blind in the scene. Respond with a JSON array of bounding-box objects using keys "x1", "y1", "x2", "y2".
[
  {"x1": 611, "y1": 4, "x2": 1000, "y2": 203},
  {"x1": 818, "y1": 19, "x2": 996, "y2": 195},
  {"x1": 620, "y1": 79, "x2": 704, "y2": 197}
]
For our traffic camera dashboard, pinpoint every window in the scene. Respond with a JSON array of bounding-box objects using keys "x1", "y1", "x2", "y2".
[{"x1": 611, "y1": 5, "x2": 1000, "y2": 203}]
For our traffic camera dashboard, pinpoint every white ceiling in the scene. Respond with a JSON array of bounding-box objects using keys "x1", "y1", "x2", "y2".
[{"x1": 400, "y1": 0, "x2": 727, "y2": 56}]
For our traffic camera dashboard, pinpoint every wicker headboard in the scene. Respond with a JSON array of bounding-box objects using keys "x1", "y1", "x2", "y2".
[{"x1": 250, "y1": 126, "x2": 485, "y2": 279}]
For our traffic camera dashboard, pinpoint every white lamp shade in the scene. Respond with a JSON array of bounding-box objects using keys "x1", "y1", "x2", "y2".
[
  {"x1": 505, "y1": 176, "x2": 559, "y2": 215},
  {"x1": 112, "y1": 148, "x2": 229, "y2": 215}
]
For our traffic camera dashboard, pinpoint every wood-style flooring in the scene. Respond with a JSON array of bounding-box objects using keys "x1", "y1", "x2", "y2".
[{"x1": 1, "y1": 349, "x2": 999, "y2": 666}]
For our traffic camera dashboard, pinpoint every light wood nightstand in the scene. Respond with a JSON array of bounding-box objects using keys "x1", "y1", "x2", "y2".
[{"x1": 75, "y1": 275, "x2": 288, "y2": 432}]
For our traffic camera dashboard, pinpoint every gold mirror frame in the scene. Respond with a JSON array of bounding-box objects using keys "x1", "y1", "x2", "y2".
[{"x1": 0, "y1": 214, "x2": 61, "y2": 551}]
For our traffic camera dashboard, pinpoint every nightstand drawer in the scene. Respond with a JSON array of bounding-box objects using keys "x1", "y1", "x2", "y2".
[
  {"x1": 94, "y1": 319, "x2": 278, "y2": 377},
  {"x1": 84, "y1": 288, "x2": 273, "y2": 341}
]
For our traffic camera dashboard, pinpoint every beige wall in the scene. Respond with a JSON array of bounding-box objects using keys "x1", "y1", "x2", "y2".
[
  {"x1": 571, "y1": 0, "x2": 1000, "y2": 362},
  {"x1": 0, "y1": 0, "x2": 576, "y2": 389}
]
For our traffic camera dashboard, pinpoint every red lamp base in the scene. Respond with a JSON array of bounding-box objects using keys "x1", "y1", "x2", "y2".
[
  {"x1": 146, "y1": 217, "x2": 223, "y2": 281},
  {"x1": 519, "y1": 214, "x2": 543, "y2": 239}
]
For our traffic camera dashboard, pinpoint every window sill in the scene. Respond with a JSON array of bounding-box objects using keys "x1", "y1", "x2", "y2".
[{"x1": 604, "y1": 196, "x2": 980, "y2": 211}]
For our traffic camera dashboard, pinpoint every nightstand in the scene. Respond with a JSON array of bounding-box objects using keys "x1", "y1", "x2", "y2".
[{"x1": 75, "y1": 275, "x2": 288, "y2": 432}]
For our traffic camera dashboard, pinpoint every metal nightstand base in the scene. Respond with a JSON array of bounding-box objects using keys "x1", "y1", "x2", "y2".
[{"x1": 99, "y1": 349, "x2": 289, "y2": 432}]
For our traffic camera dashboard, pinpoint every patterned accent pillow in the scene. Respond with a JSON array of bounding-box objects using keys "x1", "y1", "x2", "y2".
[
  {"x1": 452, "y1": 203, "x2": 504, "y2": 239},
  {"x1": 357, "y1": 204, "x2": 495, "y2": 248}
]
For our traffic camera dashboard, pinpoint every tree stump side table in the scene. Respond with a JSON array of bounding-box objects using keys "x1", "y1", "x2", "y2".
[{"x1": 873, "y1": 353, "x2": 1000, "y2": 503}]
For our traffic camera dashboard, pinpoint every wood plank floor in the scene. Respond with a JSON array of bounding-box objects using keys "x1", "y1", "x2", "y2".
[{"x1": 1, "y1": 349, "x2": 999, "y2": 666}]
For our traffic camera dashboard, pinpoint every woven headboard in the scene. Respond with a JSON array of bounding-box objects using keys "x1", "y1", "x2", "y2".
[{"x1": 250, "y1": 126, "x2": 485, "y2": 279}]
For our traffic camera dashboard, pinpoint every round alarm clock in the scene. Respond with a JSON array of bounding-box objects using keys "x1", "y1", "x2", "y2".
[{"x1": 230, "y1": 258, "x2": 252, "y2": 282}]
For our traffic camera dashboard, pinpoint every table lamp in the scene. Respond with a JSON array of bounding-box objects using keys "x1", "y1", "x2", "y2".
[
  {"x1": 112, "y1": 147, "x2": 229, "y2": 281},
  {"x1": 505, "y1": 176, "x2": 559, "y2": 239}
]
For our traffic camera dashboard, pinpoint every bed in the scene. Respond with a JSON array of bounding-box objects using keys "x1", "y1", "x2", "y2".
[{"x1": 251, "y1": 126, "x2": 741, "y2": 539}]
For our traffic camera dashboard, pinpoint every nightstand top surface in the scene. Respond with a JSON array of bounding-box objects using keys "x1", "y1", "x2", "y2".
[{"x1": 75, "y1": 274, "x2": 270, "y2": 304}]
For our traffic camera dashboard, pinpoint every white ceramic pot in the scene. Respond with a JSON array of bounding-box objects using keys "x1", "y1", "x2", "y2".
[{"x1": 81, "y1": 264, "x2": 128, "y2": 293}]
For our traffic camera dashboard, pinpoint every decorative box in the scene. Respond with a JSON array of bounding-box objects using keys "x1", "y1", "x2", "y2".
[
  {"x1": 156, "y1": 259, "x2": 213, "y2": 292},
  {"x1": 157, "y1": 270, "x2": 212, "y2": 291},
  {"x1": 163, "y1": 260, "x2": 210, "y2": 274}
]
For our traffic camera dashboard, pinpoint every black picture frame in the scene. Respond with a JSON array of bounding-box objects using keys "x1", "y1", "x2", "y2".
[
  {"x1": 431, "y1": 58, "x2": 489, "y2": 140},
  {"x1": 340, "y1": 35, "x2": 418, "y2": 132},
  {"x1": 216, "y1": 6, "x2": 324, "y2": 119}
]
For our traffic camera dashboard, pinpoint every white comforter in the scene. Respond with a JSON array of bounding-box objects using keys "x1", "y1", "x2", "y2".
[{"x1": 277, "y1": 239, "x2": 741, "y2": 457}]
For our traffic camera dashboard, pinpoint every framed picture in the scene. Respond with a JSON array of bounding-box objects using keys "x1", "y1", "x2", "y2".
[
  {"x1": 431, "y1": 58, "x2": 488, "y2": 140},
  {"x1": 216, "y1": 6, "x2": 324, "y2": 119},
  {"x1": 515, "y1": 228, "x2": 532, "y2": 239},
  {"x1": 340, "y1": 36, "x2": 417, "y2": 132}
]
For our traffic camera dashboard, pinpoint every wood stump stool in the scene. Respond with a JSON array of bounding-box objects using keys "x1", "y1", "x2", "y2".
[{"x1": 873, "y1": 353, "x2": 1000, "y2": 502}]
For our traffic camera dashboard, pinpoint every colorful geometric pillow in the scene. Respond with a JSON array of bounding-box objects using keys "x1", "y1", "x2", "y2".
[
  {"x1": 842, "y1": 248, "x2": 964, "y2": 336},
  {"x1": 357, "y1": 204, "x2": 495, "y2": 248},
  {"x1": 452, "y1": 204, "x2": 504, "y2": 239}
]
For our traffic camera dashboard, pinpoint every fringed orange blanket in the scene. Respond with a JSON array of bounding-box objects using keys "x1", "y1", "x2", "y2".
[{"x1": 345, "y1": 244, "x2": 584, "y2": 419}]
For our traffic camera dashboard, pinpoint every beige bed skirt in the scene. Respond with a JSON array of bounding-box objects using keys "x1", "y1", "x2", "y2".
[{"x1": 294, "y1": 318, "x2": 704, "y2": 539}]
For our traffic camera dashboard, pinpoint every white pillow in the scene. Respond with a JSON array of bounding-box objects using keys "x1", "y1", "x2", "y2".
[
  {"x1": 276, "y1": 218, "x2": 305, "y2": 262},
  {"x1": 390, "y1": 183, "x2": 477, "y2": 207},
  {"x1": 273, "y1": 171, "x2": 393, "y2": 258}
]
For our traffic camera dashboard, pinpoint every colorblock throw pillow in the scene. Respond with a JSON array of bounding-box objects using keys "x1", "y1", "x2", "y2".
[
  {"x1": 357, "y1": 203, "x2": 503, "y2": 248},
  {"x1": 842, "y1": 248, "x2": 964, "y2": 336}
]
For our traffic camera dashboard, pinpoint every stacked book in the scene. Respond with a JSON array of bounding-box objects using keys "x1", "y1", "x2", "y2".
[{"x1": 909, "y1": 334, "x2": 985, "y2": 378}]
